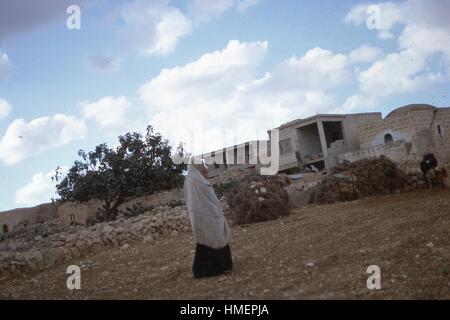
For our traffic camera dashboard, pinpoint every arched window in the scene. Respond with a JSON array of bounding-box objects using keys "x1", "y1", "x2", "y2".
[
  {"x1": 2, "y1": 224, "x2": 9, "y2": 234},
  {"x1": 384, "y1": 133, "x2": 393, "y2": 143}
]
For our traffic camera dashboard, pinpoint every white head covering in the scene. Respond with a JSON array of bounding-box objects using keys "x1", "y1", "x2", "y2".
[{"x1": 184, "y1": 163, "x2": 230, "y2": 249}]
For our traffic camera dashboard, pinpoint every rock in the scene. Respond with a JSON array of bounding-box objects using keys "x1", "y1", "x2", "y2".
[
  {"x1": 65, "y1": 233, "x2": 78, "y2": 243},
  {"x1": 101, "y1": 271, "x2": 110, "y2": 277},
  {"x1": 69, "y1": 247, "x2": 81, "y2": 258},
  {"x1": 0, "y1": 201, "x2": 192, "y2": 280},
  {"x1": 306, "y1": 262, "x2": 315, "y2": 268},
  {"x1": 426, "y1": 242, "x2": 434, "y2": 248},
  {"x1": 143, "y1": 235, "x2": 154, "y2": 244},
  {"x1": 43, "y1": 249, "x2": 59, "y2": 267},
  {"x1": 90, "y1": 244, "x2": 102, "y2": 252},
  {"x1": 102, "y1": 225, "x2": 114, "y2": 233}
]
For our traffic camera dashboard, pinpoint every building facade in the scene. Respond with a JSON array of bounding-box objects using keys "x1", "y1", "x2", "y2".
[
  {"x1": 0, "y1": 203, "x2": 57, "y2": 235},
  {"x1": 199, "y1": 104, "x2": 450, "y2": 177},
  {"x1": 271, "y1": 112, "x2": 382, "y2": 172},
  {"x1": 333, "y1": 104, "x2": 450, "y2": 171},
  {"x1": 200, "y1": 140, "x2": 269, "y2": 178}
]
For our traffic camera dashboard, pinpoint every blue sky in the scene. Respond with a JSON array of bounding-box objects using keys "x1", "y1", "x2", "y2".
[{"x1": 0, "y1": 0, "x2": 449, "y2": 211}]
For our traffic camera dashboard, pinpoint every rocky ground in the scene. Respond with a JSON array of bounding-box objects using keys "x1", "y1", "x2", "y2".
[{"x1": 1, "y1": 188, "x2": 449, "y2": 299}]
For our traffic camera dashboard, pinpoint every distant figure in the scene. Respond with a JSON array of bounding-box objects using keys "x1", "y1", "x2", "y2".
[
  {"x1": 420, "y1": 153, "x2": 438, "y2": 176},
  {"x1": 184, "y1": 160, "x2": 233, "y2": 278}
]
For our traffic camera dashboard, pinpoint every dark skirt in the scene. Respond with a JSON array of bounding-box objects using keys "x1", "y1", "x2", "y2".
[{"x1": 192, "y1": 243, "x2": 233, "y2": 278}]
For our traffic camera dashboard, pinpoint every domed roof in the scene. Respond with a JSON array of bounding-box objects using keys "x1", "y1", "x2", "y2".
[{"x1": 386, "y1": 104, "x2": 437, "y2": 118}]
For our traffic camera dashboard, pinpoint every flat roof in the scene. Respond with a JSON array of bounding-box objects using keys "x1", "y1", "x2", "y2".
[
  {"x1": 201, "y1": 140, "x2": 269, "y2": 157},
  {"x1": 272, "y1": 112, "x2": 382, "y2": 130}
]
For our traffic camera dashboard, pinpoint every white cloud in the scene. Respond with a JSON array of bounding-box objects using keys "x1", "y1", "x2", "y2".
[
  {"x1": 0, "y1": 114, "x2": 87, "y2": 165},
  {"x1": 0, "y1": 50, "x2": 12, "y2": 78},
  {"x1": 14, "y1": 167, "x2": 68, "y2": 207},
  {"x1": 343, "y1": 0, "x2": 450, "y2": 111},
  {"x1": 96, "y1": 0, "x2": 260, "y2": 63},
  {"x1": 119, "y1": 0, "x2": 192, "y2": 56},
  {"x1": 188, "y1": 0, "x2": 259, "y2": 22},
  {"x1": 350, "y1": 45, "x2": 383, "y2": 63},
  {"x1": 188, "y1": 0, "x2": 235, "y2": 22},
  {"x1": 138, "y1": 40, "x2": 352, "y2": 154},
  {"x1": 236, "y1": 0, "x2": 260, "y2": 12},
  {"x1": 344, "y1": 2, "x2": 402, "y2": 40},
  {"x1": 81, "y1": 96, "x2": 131, "y2": 129},
  {"x1": 0, "y1": 98, "x2": 11, "y2": 118}
]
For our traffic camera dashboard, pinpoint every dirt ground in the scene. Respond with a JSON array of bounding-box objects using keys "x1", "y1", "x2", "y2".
[{"x1": 1, "y1": 189, "x2": 449, "y2": 300}]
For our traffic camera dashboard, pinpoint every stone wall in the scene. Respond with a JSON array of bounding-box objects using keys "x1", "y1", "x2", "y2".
[
  {"x1": 0, "y1": 206, "x2": 190, "y2": 280},
  {"x1": 56, "y1": 189, "x2": 184, "y2": 226},
  {"x1": 356, "y1": 106, "x2": 450, "y2": 167},
  {"x1": 0, "y1": 204, "x2": 57, "y2": 235},
  {"x1": 325, "y1": 139, "x2": 347, "y2": 170},
  {"x1": 341, "y1": 113, "x2": 382, "y2": 152},
  {"x1": 337, "y1": 140, "x2": 417, "y2": 172}
]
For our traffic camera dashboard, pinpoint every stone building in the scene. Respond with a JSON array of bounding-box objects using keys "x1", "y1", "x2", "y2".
[
  {"x1": 200, "y1": 140, "x2": 269, "y2": 178},
  {"x1": 0, "y1": 203, "x2": 57, "y2": 235},
  {"x1": 329, "y1": 104, "x2": 450, "y2": 171},
  {"x1": 200, "y1": 104, "x2": 450, "y2": 176}
]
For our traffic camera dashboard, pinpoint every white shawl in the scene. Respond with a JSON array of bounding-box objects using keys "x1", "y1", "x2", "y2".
[{"x1": 184, "y1": 164, "x2": 231, "y2": 249}]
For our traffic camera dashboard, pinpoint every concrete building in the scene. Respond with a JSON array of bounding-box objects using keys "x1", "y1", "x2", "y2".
[
  {"x1": 199, "y1": 104, "x2": 450, "y2": 176},
  {"x1": 271, "y1": 112, "x2": 381, "y2": 172},
  {"x1": 200, "y1": 140, "x2": 270, "y2": 178},
  {"x1": 271, "y1": 104, "x2": 450, "y2": 173}
]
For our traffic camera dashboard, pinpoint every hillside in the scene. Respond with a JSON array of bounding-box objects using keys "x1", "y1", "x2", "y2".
[{"x1": 1, "y1": 188, "x2": 449, "y2": 299}]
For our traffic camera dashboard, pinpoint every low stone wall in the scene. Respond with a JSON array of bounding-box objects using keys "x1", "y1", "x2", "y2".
[
  {"x1": 55, "y1": 189, "x2": 185, "y2": 226},
  {"x1": 0, "y1": 206, "x2": 190, "y2": 280},
  {"x1": 336, "y1": 140, "x2": 416, "y2": 171}
]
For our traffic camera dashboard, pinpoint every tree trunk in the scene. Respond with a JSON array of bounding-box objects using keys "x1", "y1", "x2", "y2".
[
  {"x1": 104, "y1": 195, "x2": 125, "y2": 221},
  {"x1": 103, "y1": 200, "x2": 111, "y2": 221}
]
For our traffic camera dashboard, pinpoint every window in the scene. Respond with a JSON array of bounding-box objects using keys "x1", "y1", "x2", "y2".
[
  {"x1": 279, "y1": 139, "x2": 292, "y2": 155},
  {"x1": 384, "y1": 133, "x2": 393, "y2": 143},
  {"x1": 69, "y1": 213, "x2": 76, "y2": 224},
  {"x1": 437, "y1": 124, "x2": 443, "y2": 136},
  {"x1": 2, "y1": 224, "x2": 9, "y2": 234}
]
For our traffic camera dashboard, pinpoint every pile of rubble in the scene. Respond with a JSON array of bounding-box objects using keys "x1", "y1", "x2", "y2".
[
  {"x1": 0, "y1": 206, "x2": 190, "y2": 280},
  {"x1": 226, "y1": 174, "x2": 291, "y2": 225},
  {"x1": 308, "y1": 156, "x2": 445, "y2": 204}
]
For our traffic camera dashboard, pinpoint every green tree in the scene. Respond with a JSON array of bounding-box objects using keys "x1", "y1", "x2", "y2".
[{"x1": 53, "y1": 126, "x2": 186, "y2": 222}]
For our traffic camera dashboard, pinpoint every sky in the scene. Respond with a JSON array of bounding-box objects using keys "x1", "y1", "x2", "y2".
[{"x1": 0, "y1": 0, "x2": 449, "y2": 211}]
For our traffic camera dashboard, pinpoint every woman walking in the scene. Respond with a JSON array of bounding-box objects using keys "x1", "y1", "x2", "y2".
[{"x1": 184, "y1": 161, "x2": 233, "y2": 278}]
